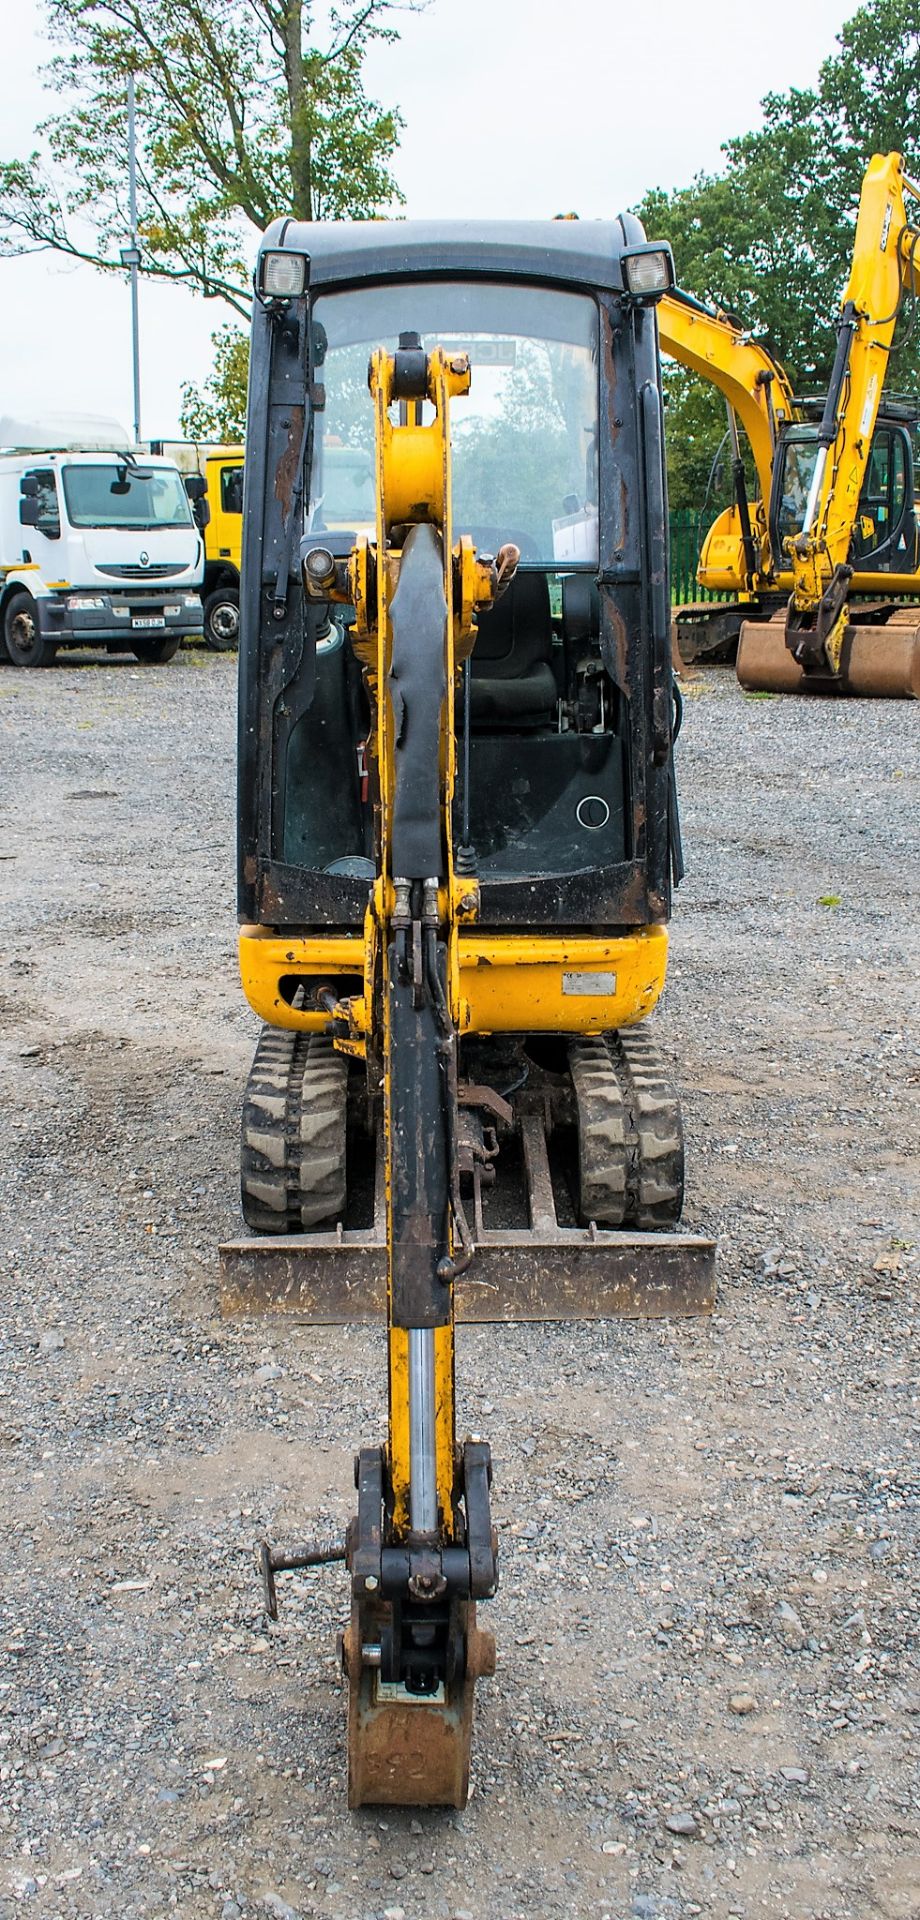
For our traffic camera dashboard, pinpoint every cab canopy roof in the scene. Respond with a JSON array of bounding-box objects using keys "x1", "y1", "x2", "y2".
[
  {"x1": 258, "y1": 215, "x2": 646, "y2": 292},
  {"x1": 0, "y1": 412, "x2": 132, "y2": 454}
]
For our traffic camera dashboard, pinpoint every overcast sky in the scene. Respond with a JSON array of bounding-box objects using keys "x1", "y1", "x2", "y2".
[{"x1": 1, "y1": 0, "x2": 863, "y2": 438}]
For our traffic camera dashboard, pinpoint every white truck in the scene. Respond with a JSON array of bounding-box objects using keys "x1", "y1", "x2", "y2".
[{"x1": 0, "y1": 414, "x2": 206, "y2": 667}]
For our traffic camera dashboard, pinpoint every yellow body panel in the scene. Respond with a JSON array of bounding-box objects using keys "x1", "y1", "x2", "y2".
[
  {"x1": 203, "y1": 448, "x2": 243, "y2": 572},
  {"x1": 697, "y1": 507, "x2": 758, "y2": 594},
  {"x1": 239, "y1": 925, "x2": 668, "y2": 1036}
]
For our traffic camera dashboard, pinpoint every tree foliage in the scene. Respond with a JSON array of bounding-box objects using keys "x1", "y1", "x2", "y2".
[
  {"x1": 0, "y1": 0, "x2": 412, "y2": 318},
  {"x1": 639, "y1": 0, "x2": 920, "y2": 507},
  {"x1": 179, "y1": 323, "x2": 249, "y2": 440}
]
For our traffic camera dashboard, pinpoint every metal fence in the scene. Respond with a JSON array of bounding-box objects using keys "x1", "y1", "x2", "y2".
[{"x1": 669, "y1": 507, "x2": 725, "y2": 606}]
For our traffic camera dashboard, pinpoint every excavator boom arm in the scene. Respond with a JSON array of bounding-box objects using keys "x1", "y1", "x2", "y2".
[
  {"x1": 658, "y1": 289, "x2": 794, "y2": 510},
  {"x1": 788, "y1": 152, "x2": 920, "y2": 671}
]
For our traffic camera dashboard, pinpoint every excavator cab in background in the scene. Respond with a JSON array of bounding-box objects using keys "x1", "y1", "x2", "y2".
[
  {"x1": 770, "y1": 402, "x2": 918, "y2": 576},
  {"x1": 221, "y1": 218, "x2": 715, "y2": 1807}
]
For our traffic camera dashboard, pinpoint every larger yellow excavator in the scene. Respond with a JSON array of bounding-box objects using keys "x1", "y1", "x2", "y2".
[
  {"x1": 663, "y1": 152, "x2": 920, "y2": 697},
  {"x1": 220, "y1": 218, "x2": 715, "y2": 1806}
]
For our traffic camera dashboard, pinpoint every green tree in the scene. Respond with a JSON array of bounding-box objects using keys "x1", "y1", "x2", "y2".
[
  {"x1": 661, "y1": 365, "x2": 737, "y2": 517},
  {"x1": 639, "y1": 0, "x2": 920, "y2": 508},
  {"x1": 0, "y1": 0, "x2": 416, "y2": 423},
  {"x1": 179, "y1": 323, "x2": 248, "y2": 440}
]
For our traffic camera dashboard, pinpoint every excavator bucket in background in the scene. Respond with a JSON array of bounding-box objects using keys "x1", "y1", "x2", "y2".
[{"x1": 737, "y1": 610, "x2": 920, "y2": 698}]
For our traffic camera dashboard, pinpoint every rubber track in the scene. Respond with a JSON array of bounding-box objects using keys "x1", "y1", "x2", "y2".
[
  {"x1": 569, "y1": 1026, "x2": 684, "y2": 1230},
  {"x1": 240, "y1": 1026, "x2": 348, "y2": 1233}
]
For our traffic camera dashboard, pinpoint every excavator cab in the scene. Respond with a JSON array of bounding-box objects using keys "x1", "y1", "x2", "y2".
[
  {"x1": 226, "y1": 219, "x2": 714, "y2": 1808},
  {"x1": 770, "y1": 409, "x2": 919, "y2": 575}
]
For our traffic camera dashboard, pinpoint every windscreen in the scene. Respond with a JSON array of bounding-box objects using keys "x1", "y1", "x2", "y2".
[
  {"x1": 61, "y1": 464, "x2": 193, "y2": 531},
  {"x1": 774, "y1": 432, "x2": 820, "y2": 547},
  {"x1": 309, "y1": 280, "x2": 599, "y2": 564}
]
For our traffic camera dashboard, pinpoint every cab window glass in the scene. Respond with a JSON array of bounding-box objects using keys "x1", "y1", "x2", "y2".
[
  {"x1": 776, "y1": 436, "x2": 819, "y2": 546},
  {"x1": 27, "y1": 468, "x2": 61, "y2": 540},
  {"x1": 221, "y1": 465, "x2": 244, "y2": 515},
  {"x1": 309, "y1": 280, "x2": 600, "y2": 564},
  {"x1": 853, "y1": 431, "x2": 897, "y2": 559},
  {"x1": 62, "y1": 464, "x2": 192, "y2": 530},
  {"x1": 891, "y1": 433, "x2": 906, "y2": 516}
]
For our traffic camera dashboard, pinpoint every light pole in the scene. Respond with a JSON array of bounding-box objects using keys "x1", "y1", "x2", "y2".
[{"x1": 119, "y1": 71, "x2": 142, "y2": 445}]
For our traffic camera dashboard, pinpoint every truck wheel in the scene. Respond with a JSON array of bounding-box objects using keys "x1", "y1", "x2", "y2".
[
  {"x1": 133, "y1": 635, "x2": 180, "y2": 664},
  {"x1": 4, "y1": 591, "x2": 56, "y2": 668},
  {"x1": 203, "y1": 585, "x2": 240, "y2": 651}
]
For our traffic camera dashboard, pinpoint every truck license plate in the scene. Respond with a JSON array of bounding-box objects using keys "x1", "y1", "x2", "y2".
[{"x1": 131, "y1": 616, "x2": 166, "y2": 629}]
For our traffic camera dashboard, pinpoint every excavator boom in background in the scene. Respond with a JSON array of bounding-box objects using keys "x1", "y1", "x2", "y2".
[{"x1": 666, "y1": 152, "x2": 920, "y2": 697}]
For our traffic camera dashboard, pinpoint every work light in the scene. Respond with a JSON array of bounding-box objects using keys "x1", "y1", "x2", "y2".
[
  {"x1": 259, "y1": 249, "x2": 308, "y2": 299},
  {"x1": 621, "y1": 243, "x2": 675, "y2": 299}
]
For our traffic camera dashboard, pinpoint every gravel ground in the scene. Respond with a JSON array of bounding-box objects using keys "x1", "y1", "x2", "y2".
[{"x1": 0, "y1": 649, "x2": 918, "y2": 1920}]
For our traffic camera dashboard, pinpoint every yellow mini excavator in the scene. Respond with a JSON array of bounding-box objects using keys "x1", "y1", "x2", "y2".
[
  {"x1": 663, "y1": 152, "x2": 920, "y2": 697},
  {"x1": 221, "y1": 219, "x2": 715, "y2": 1807}
]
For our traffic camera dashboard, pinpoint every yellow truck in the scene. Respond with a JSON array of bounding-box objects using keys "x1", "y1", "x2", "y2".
[{"x1": 150, "y1": 441, "x2": 243, "y2": 648}]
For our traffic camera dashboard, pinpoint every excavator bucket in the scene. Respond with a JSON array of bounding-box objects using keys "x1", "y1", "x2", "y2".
[{"x1": 737, "y1": 611, "x2": 920, "y2": 698}]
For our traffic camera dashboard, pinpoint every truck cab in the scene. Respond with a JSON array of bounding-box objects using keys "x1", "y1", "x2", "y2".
[
  {"x1": 0, "y1": 415, "x2": 204, "y2": 667},
  {"x1": 201, "y1": 447, "x2": 243, "y2": 648},
  {"x1": 149, "y1": 440, "x2": 244, "y2": 650}
]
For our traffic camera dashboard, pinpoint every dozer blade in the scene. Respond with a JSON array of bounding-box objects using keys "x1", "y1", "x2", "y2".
[
  {"x1": 221, "y1": 1110, "x2": 714, "y2": 1323},
  {"x1": 737, "y1": 611, "x2": 920, "y2": 697},
  {"x1": 343, "y1": 1600, "x2": 495, "y2": 1809},
  {"x1": 220, "y1": 1227, "x2": 714, "y2": 1320}
]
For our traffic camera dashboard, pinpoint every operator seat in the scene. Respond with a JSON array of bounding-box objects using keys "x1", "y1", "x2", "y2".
[{"x1": 469, "y1": 570, "x2": 557, "y2": 726}]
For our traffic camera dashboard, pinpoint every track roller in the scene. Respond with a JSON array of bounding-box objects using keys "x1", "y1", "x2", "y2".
[
  {"x1": 569, "y1": 1026, "x2": 684, "y2": 1229},
  {"x1": 240, "y1": 1025, "x2": 348, "y2": 1233}
]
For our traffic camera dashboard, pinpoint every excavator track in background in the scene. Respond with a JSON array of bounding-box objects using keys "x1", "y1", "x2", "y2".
[
  {"x1": 241, "y1": 1027, "x2": 348, "y2": 1233},
  {"x1": 570, "y1": 1028, "x2": 684, "y2": 1230}
]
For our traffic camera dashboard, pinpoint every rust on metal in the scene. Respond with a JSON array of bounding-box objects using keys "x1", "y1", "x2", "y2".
[
  {"x1": 343, "y1": 1600, "x2": 493, "y2": 1809},
  {"x1": 219, "y1": 1225, "x2": 715, "y2": 1323},
  {"x1": 458, "y1": 1081, "x2": 515, "y2": 1127},
  {"x1": 274, "y1": 405, "x2": 305, "y2": 524},
  {"x1": 738, "y1": 613, "x2": 920, "y2": 698}
]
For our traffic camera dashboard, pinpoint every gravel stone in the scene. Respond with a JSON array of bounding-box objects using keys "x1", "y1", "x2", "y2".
[
  {"x1": 728, "y1": 1691, "x2": 758, "y2": 1715},
  {"x1": 0, "y1": 655, "x2": 917, "y2": 1918},
  {"x1": 664, "y1": 1809, "x2": 699, "y2": 1836}
]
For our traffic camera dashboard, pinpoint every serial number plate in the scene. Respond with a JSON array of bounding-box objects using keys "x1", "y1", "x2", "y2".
[
  {"x1": 131, "y1": 616, "x2": 166, "y2": 629},
  {"x1": 562, "y1": 971, "x2": 617, "y2": 995}
]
